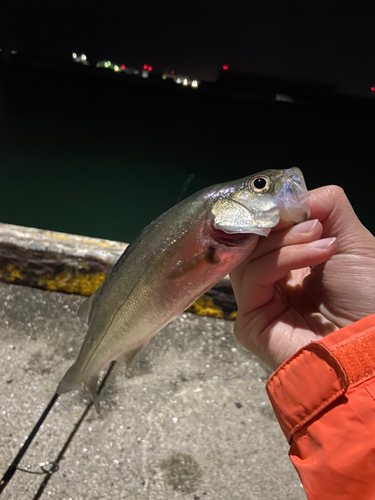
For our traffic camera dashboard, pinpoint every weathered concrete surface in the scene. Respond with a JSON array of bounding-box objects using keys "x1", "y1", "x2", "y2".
[
  {"x1": 0, "y1": 222, "x2": 127, "y2": 296},
  {"x1": 0, "y1": 222, "x2": 237, "y2": 319},
  {"x1": 0, "y1": 281, "x2": 306, "y2": 500}
]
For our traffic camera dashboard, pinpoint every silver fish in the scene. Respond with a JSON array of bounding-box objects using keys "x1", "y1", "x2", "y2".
[{"x1": 57, "y1": 167, "x2": 310, "y2": 411}]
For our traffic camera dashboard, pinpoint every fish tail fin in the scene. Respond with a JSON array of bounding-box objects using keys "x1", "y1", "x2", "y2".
[{"x1": 56, "y1": 364, "x2": 101, "y2": 414}]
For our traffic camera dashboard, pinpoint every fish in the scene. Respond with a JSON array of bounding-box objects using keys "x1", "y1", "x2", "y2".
[{"x1": 56, "y1": 167, "x2": 310, "y2": 412}]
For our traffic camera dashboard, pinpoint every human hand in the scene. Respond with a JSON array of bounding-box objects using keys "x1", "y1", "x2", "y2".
[{"x1": 230, "y1": 186, "x2": 375, "y2": 370}]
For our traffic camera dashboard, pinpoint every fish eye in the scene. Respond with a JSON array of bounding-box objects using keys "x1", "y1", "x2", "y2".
[{"x1": 249, "y1": 175, "x2": 271, "y2": 193}]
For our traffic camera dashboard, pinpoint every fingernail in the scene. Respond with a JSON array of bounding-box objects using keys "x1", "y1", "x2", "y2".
[
  {"x1": 291, "y1": 219, "x2": 318, "y2": 233},
  {"x1": 308, "y1": 237, "x2": 336, "y2": 249}
]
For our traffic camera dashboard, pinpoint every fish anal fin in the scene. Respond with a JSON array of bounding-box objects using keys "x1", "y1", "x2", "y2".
[{"x1": 117, "y1": 345, "x2": 145, "y2": 369}]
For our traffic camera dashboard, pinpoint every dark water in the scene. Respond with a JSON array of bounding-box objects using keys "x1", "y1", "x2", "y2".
[{"x1": 1, "y1": 61, "x2": 374, "y2": 243}]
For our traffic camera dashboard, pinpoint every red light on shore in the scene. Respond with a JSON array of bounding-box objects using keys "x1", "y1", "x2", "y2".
[
  {"x1": 222, "y1": 65, "x2": 228, "y2": 70},
  {"x1": 121, "y1": 64, "x2": 125, "y2": 70},
  {"x1": 371, "y1": 87, "x2": 375, "y2": 92},
  {"x1": 143, "y1": 64, "x2": 148, "y2": 70},
  {"x1": 148, "y1": 66, "x2": 152, "y2": 71}
]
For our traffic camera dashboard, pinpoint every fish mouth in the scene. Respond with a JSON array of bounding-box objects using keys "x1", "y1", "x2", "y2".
[
  {"x1": 209, "y1": 167, "x2": 310, "y2": 239},
  {"x1": 276, "y1": 167, "x2": 310, "y2": 223}
]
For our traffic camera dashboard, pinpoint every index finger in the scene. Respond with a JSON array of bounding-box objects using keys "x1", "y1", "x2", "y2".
[{"x1": 308, "y1": 185, "x2": 373, "y2": 253}]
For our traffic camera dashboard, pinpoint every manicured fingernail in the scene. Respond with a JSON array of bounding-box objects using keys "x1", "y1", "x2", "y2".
[
  {"x1": 308, "y1": 237, "x2": 336, "y2": 249},
  {"x1": 291, "y1": 219, "x2": 318, "y2": 233}
]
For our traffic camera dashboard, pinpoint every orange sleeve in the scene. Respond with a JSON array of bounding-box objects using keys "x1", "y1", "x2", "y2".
[{"x1": 266, "y1": 314, "x2": 375, "y2": 500}]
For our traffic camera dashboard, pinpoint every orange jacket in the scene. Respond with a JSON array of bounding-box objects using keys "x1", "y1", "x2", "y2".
[{"x1": 266, "y1": 314, "x2": 375, "y2": 500}]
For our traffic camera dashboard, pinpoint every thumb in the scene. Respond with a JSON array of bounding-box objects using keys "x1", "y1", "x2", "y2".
[{"x1": 308, "y1": 186, "x2": 374, "y2": 256}]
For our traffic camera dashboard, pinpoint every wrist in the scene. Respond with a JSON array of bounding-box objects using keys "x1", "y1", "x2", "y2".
[{"x1": 266, "y1": 314, "x2": 375, "y2": 442}]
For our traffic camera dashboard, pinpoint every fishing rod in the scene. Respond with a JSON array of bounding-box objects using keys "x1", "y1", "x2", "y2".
[
  {"x1": 0, "y1": 362, "x2": 115, "y2": 496},
  {"x1": 0, "y1": 393, "x2": 59, "y2": 494}
]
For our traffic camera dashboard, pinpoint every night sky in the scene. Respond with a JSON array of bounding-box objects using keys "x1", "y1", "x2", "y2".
[{"x1": 2, "y1": 0, "x2": 375, "y2": 95}]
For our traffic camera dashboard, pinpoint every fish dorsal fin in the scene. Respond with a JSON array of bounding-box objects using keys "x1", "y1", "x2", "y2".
[{"x1": 77, "y1": 290, "x2": 98, "y2": 320}]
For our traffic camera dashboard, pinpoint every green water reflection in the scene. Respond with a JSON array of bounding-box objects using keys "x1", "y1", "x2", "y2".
[{"x1": 1, "y1": 64, "x2": 374, "y2": 242}]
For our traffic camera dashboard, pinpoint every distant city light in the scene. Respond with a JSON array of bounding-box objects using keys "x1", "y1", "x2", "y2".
[
  {"x1": 90, "y1": 56, "x2": 201, "y2": 87},
  {"x1": 72, "y1": 52, "x2": 89, "y2": 65},
  {"x1": 275, "y1": 93, "x2": 294, "y2": 103},
  {"x1": 222, "y1": 65, "x2": 228, "y2": 70}
]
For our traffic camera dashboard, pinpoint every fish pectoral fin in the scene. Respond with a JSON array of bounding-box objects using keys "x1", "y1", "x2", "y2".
[{"x1": 167, "y1": 247, "x2": 220, "y2": 279}]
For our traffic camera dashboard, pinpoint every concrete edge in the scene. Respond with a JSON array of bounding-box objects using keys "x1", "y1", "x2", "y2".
[{"x1": 0, "y1": 222, "x2": 237, "y2": 320}]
